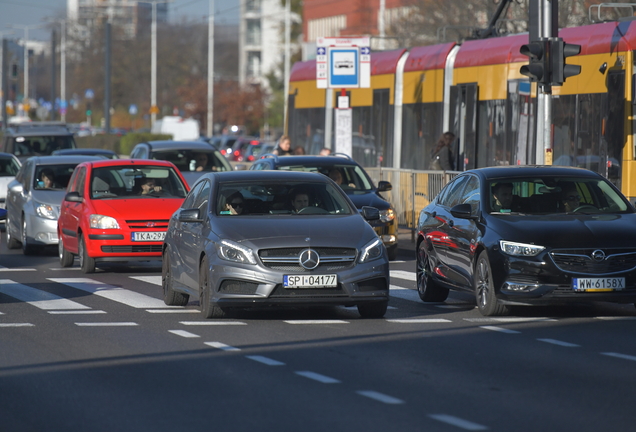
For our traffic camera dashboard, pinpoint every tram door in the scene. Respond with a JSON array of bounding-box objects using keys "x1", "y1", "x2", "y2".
[
  {"x1": 449, "y1": 83, "x2": 478, "y2": 171},
  {"x1": 601, "y1": 71, "x2": 625, "y2": 189}
]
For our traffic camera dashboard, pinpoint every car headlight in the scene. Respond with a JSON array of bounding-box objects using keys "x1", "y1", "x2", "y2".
[
  {"x1": 35, "y1": 203, "x2": 57, "y2": 220},
  {"x1": 500, "y1": 240, "x2": 545, "y2": 257},
  {"x1": 217, "y1": 239, "x2": 257, "y2": 265},
  {"x1": 90, "y1": 214, "x2": 120, "y2": 229},
  {"x1": 359, "y1": 238, "x2": 384, "y2": 263},
  {"x1": 379, "y1": 208, "x2": 395, "y2": 223}
]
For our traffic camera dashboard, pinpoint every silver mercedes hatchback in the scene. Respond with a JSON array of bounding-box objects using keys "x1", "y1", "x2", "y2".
[{"x1": 162, "y1": 170, "x2": 390, "y2": 318}]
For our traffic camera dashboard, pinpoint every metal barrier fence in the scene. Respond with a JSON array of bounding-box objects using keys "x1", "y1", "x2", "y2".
[{"x1": 365, "y1": 168, "x2": 460, "y2": 234}]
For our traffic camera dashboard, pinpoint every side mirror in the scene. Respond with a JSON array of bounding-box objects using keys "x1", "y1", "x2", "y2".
[
  {"x1": 377, "y1": 181, "x2": 392, "y2": 192},
  {"x1": 64, "y1": 191, "x2": 83, "y2": 203},
  {"x1": 361, "y1": 206, "x2": 380, "y2": 221},
  {"x1": 178, "y1": 208, "x2": 202, "y2": 222},
  {"x1": 450, "y1": 203, "x2": 476, "y2": 219}
]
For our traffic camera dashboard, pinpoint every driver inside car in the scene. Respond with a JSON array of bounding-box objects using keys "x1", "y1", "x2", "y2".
[
  {"x1": 291, "y1": 190, "x2": 310, "y2": 213},
  {"x1": 561, "y1": 184, "x2": 581, "y2": 212}
]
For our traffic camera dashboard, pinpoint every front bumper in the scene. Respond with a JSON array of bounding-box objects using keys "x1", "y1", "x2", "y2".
[
  {"x1": 84, "y1": 229, "x2": 164, "y2": 260},
  {"x1": 494, "y1": 251, "x2": 636, "y2": 305},
  {"x1": 207, "y1": 258, "x2": 390, "y2": 309}
]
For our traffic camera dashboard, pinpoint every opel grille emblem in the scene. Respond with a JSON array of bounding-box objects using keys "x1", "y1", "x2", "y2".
[
  {"x1": 591, "y1": 250, "x2": 606, "y2": 262},
  {"x1": 299, "y1": 248, "x2": 320, "y2": 270}
]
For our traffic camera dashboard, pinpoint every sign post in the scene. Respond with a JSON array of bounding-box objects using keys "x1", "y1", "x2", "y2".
[{"x1": 316, "y1": 37, "x2": 370, "y2": 154}]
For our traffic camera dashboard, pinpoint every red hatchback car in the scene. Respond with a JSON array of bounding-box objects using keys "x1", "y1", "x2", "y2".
[{"x1": 57, "y1": 159, "x2": 190, "y2": 273}]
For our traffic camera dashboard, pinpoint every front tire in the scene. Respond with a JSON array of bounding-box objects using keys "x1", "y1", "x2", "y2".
[
  {"x1": 475, "y1": 251, "x2": 509, "y2": 316},
  {"x1": 357, "y1": 301, "x2": 388, "y2": 318},
  {"x1": 59, "y1": 235, "x2": 74, "y2": 267},
  {"x1": 79, "y1": 235, "x2": 96, "y2": 274},
  {"x1": 416, "y1": 241, "x2": 449, "y2": 302},
  {"x1": 199, "y1": 256, "x2": 226, "y2": 318},
  {"x1": 162, "y1": 249, "x2": 189, "y2": 306},
  {"x1": 6, "y1": 214, "x2": 20, "y2": 249}
]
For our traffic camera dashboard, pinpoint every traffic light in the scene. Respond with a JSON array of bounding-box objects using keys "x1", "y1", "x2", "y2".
[
  {"x1": 551, "y1": 38, "x2": 581, "y2": 85},
  {"x1": 520, "y1": 39, "x2": 550, "y2": 85}
]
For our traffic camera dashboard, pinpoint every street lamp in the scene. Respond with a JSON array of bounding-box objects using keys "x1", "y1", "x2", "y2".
[
  {"x1": 8, "y1": 24, "x2": 44, "y2": 105},
  {"x1": 46, "y1": 19, "x2": 67, "y2": 122},
  {"x1": 146, "y1": 0, "x2": 173, "y2": 128}
]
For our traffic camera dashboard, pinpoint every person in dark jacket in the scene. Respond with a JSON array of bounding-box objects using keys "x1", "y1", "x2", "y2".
[
  {"x1": 273, "y1": 135, "x2": 293, "y2": 155},
  {"x1": 429, "y1": 132, "x2": 455, "y2": 170}
]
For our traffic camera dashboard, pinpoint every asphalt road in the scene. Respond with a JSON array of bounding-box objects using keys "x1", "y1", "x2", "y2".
[{"x1": 2, "y1": 236, "x2": 636, "y2": 432}]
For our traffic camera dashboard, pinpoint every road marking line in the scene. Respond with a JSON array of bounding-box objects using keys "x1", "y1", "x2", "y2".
[
  {"x1": 295, "y1": 371, "x2": 341, "y2": 384},
  {"x1": 0, "y1": 279, "x2": 91, "y2": 310},
  {"x1": 602, "y1": 352, "x2": 636, "y2": 362},
  {"x1": 246, "y1": 355, "x2": 285, "y2": 366},
  {"x1": 48, "y1": 268, "x2": 81, "y2": 271},
  {"x1": 465, "y1": 317, "x2": 556, "y2": 323},
  {"x1": 356, "y1": 390, "x2": 404, "y2": 404},
  {"x1": 428, "y1": 414, "x2": 488, "y2": 430},
  {"x1": 389, "y1": 285, "x2": 421, "y2": 302},
  {"x1": 75, "y1": 322, "x2": 138, "y2": 327},
  {"x1": 284, "y1": 320, "x2": 349, "y2": 324},
  {"x1": 390, "y1": 270, "x2": 416, "y2": 282},
  {"x1": 205, "y1": 342, "x2": 240, "y2": 351},
  {"x1": 537, "y1": 338, "x2": 580, "y2": 347},
  {"x1": 0, "y1": 267, "x2": 36, "y2": 272},
  {"x1": 146, "y1": 309, "x2": 199, "y2": 314},
  {"x1": 48, "y1": 278, "x2": 179, "y2": 309},
  {"x1": 480, "y1": 326, "x2": 520, "y2": 334},
  {"x1": 169, "y1": 330, "x2": 200, "y2": 338},
  {"x1": 130, "y1": 276, "x2": 162, "y2": 286},
  {"x1": 48, "y1": 310, "x2": 106, "y2": 315},
  {"x1": 0, "y1": 323, "x2": 35, "y2": 327},
  {"x1": 386, "y1": 318, "x2": 452, "y2": 323},
  {"x1": 180, "y1": 321, "x2": 247, "y2": 326},
  {"x1": 595, "y1": 316, "x2": 636, "y2": 320}
]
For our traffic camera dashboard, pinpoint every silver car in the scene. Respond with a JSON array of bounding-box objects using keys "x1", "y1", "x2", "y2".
[
  {"x1": 6, "y1": 155, "x2": 101, "y2": 254},
  {"x1": 162, "y1": 170, "x2": 390, "y2": 318},
  {"x1": 0, "y1": 153, "x2": 21, "y2": 211}
]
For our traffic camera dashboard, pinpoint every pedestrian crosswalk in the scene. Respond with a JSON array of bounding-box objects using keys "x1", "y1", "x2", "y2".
[{"x1": 0, "y1": 270, "x2": 423, "y2": 316}]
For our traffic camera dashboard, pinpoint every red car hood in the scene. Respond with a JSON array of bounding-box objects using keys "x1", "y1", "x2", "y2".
[{"x1": 91, "y1": 198, "x2": 183, "y2": 220}]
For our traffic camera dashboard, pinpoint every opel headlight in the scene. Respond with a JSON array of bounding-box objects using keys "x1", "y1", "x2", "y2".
[
  {"x1": 379, "y1": 208, "x2": 395, "y2": 223},
  {"x1": 500, "y1": 240, "x2": 545, "y2": 257},
  {"x1": 90, "y1": 214, "x2": 120, "y2": 229},
  {"x1": 35, "y1": 203, "x2": 57, "y2": 220},
  {"x1": 217, "y1": 239, "x2": 257, "y2": 265},
  {"x1": 359, "y1": 238, "x2": 384, "y2": 263}
]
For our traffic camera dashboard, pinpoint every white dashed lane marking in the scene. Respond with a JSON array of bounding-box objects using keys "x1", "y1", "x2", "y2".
[
  {"x1": 169, "y1": 330, "x2": 200, "y2": 338},
  {"x1": 0, "y1": 323, "x2": 34, "y2": 327},
  {"x1": 480, "y1": 325, "x2": 520, "y2": 334},
  {"x1": 295, "y1": 371, "x2": 341, "y2": 384},
  {"x1": 537, "y1": 338, "x2": 580, "y2": 348},
  {"x1": 246, "y1": 355, "x2": 285, "y2": 366},
  {"x1": 602, "y1": 352, "x2": 636, "y2": 362},
  {"x1": 428, "y1": 414, "x2": 488, "y2": 430},
  {"x1": 386, "y1": 318, "x2": 452, "y2": 323},
  {"x1": 205, "y1": 341, "x2": 241, "y2": 351},
  {"x1": 75, "y1": 322, "x2": 138, "y2": 327},
  {"x1": 180, "y1": 321, "x2": 247, "y2": 326},
  {"x1": 356, "y1": 390, "x2": 404, "y2": 404},
  {"x1": 284, "y1": 320, "x2": 349, "y2": 324}
]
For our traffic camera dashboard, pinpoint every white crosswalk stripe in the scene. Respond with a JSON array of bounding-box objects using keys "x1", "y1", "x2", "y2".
[
  {"x1": 0, "y1": 279, "x2": 91, "y2": 310},
  {"x1": 48, "y1": 278, "x2": 178, "y2": 309}
]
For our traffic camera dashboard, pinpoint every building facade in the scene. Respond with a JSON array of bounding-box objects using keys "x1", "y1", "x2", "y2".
[
  {"x1": 302, "y1": 0, "x2": 411, "y2": 59},
  {"x1": 239, "y1": 0, "x2": 290, "y2": 89}
]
